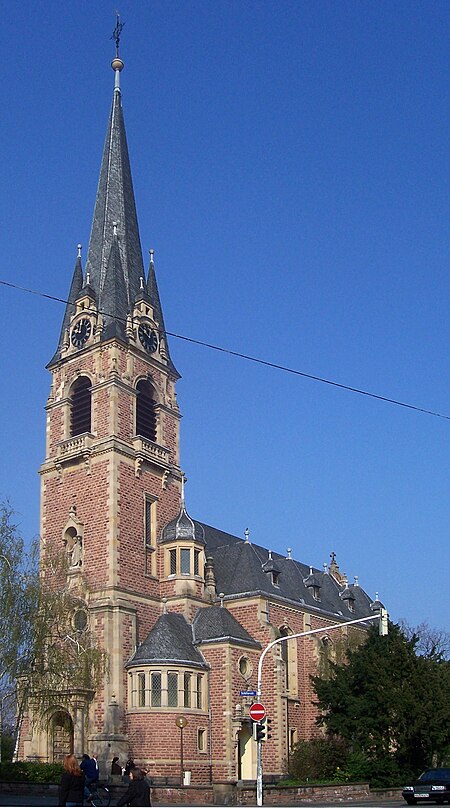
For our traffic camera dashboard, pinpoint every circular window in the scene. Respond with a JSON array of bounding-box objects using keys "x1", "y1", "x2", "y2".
[
  {"x1": 73, "y1": 609, "x2": 88, "y2": 632},
  {"x1": 238, "y1": 656, "x2": 251, "y2": 678}
]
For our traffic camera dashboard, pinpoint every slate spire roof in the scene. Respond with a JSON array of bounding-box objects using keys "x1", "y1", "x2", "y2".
[
  {"x1": 51, "y1": 251, "x2": 83, "y2": 364},
  {"x1": 50, "y1": 59, "x2": 177, "y2": 372},
  {"x1": 84, "y1": 69, "x2": 143, "y2": 327}
]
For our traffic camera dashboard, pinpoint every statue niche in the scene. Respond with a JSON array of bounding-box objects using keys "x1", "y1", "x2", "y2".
[{"x1": 62, "y1": 506, "x2": 84, "y2": 580}]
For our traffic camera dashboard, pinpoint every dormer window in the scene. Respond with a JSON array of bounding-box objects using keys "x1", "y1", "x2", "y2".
[
  {"x1": 304, "y1": 567, "x2": 321, "y2": 602},
  {"x1": 340, "y1": 585, "x2": 356, "y2": 613},
  {"x1": 263, "y1": 551, "x2": 281, "y2": 587}
]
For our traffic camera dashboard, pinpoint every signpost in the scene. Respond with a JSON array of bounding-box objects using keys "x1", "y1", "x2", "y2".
[{"x1": 249, "y1": 702, "x2": 266, "y2": 722}]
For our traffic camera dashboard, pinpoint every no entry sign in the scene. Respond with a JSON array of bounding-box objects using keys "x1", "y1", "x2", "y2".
[{"x1": 249, "y1": 702, "x2": 266, "y2": 722}]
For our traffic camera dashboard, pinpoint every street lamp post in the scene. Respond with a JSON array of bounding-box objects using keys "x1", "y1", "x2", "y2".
[
  {"x1": 255, "y1": 610, "x2": 388, "y2": 806},
  {"x1": 175, "y1": 715, "x2": 188, "y2": 786}
]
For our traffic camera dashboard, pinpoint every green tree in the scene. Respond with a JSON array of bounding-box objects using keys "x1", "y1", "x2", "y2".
[
  {"x1": 312, "y1": 622, "x2": 450, "y2": 779},
  {"x1": 0, "y1": 501, "x2": 107, "y2": 743}
]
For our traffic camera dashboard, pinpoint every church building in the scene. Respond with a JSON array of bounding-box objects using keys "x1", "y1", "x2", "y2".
[{"x1": 20, "y1": 46, "x2": 382, "y2": 783}]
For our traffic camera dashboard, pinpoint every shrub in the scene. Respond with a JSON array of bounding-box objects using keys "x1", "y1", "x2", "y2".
[
  {"x1": 289, "y1": 736, "x2": 348, "y2": 782},
  {"x1": 0, "y1": 761, "x2": 63, "y2": 783}
]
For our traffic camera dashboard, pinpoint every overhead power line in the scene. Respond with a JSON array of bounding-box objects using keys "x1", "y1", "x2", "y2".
[{"x1": 1, "y1": 277, "x2": 449, "y2": 422}]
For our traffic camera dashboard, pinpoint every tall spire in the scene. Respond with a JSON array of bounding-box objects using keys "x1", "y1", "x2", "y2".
[
  {"x1": 50, "y1": 28, "x2": 177, "y2": 372},
  {"x1": 84, "y1": 48, "x2": 144, "y2": 332}
]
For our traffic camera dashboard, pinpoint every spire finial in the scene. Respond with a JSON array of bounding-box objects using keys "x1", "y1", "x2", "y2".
[
  {"x1": 111, "y1": 12, "x2": 125, "y2": 84},
  {"x1": 77, "y1": 244, "x2": 82, "y2": 259},
  {"x1": 149, "y1": 249, "x2": 155, "y2": 264},
  {"x1": 286, "y1": 547, "x2": 292, "y2": 559},
  {"x1": 111, "y1": 12, "x2": 125, "y2": 58},
  {"x1": 244, "y1": 527, "x2": 249, "y2": 543}
]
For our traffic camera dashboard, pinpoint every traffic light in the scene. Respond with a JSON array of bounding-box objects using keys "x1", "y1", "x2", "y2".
[
  {"x1": 253, "y1": 718, "x2": 272, "y2": 742},
  {"x1": 379, "y1": 607, "x2": 389, "y2": 636}
]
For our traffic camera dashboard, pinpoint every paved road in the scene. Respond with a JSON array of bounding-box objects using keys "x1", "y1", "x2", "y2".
[{"x1": 0, "y1": 796, "x2": 405, "y2": 808}]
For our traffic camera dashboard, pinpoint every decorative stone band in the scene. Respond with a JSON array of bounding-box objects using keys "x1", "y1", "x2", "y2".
[{"x1": 57, "y1": 433, "x2": 93, "y2": 459}]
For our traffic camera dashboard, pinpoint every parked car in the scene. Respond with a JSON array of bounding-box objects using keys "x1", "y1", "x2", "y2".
[{"x1": 402, "y1": 769, "x2": 450, "y2": 805}]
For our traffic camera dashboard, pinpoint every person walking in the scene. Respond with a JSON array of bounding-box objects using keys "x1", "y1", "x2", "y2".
[
  {"x1": 111, "y1": 755, "x2": 122, "y2": 775},
  {"x1": 116, "y1": 767, "x2": 151, "y2": 806},
  {"x1": 80, "y1": 753, "x2": 99, "y2": 799},
  {"x1": 58, "y1": 754, "x2": 85, "y2": 807}
]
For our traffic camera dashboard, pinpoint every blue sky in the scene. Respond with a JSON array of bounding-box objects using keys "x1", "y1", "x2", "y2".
[{"x1": 1, "y1": 1, "x2": 448, "y2": 633}]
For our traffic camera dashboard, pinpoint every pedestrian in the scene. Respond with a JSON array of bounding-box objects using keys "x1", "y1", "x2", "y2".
[
  {"x1": 111, "y1": 755, "x2": 122, "y2": 775},
  {"x1": 58, "y1": 754, "x2": 85, "y2": 807},
  {"x1": 123, "y1": 757, "x2": 135, "y2": 783},
  {"x1": 124, "y1": 757, "x2": 135, "y2": 776},
  {"x1": 80, "y1": 752, "x2": 99, "y2": 798},
  {"x1": 117, "y1": 767, "x2": 151, "y2": 806}
]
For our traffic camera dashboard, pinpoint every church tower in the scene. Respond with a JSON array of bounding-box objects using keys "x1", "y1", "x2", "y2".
[{"x1": 29, "y1": 49, "x2": 185, "y2": 763}]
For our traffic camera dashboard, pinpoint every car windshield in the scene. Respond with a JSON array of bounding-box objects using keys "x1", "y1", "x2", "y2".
[{"x1": 419, "y1": 770, "x2": 450, "y2": 782}]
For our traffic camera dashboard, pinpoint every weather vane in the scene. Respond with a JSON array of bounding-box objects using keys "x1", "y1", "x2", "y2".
[{"x1": 111, "y1": 11, "x2": 125, "y2": 57}]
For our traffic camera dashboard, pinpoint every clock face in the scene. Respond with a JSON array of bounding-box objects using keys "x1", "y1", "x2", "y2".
[
  {"x1": 138, "y1": 323, "x2": 158, "y2": 353},
  {"x1": 71, "y1": 317, "x2": 92, "y2": 348}
]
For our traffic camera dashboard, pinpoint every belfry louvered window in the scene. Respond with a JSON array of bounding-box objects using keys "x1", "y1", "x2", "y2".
[
  {"x1": 70, "y1": 377, "x2": 92, "y2": 436},
  {"x1": 136, "y1": 380, "x2": 157, "y2": 441}
]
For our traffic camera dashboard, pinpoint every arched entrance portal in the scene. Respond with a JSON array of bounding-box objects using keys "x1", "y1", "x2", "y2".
[
  {"x1": 50, "y1": 711, "x2": 74, "y2": 762},
  {"x1": 237, "y1": 723, "x2": 256, "y2": 781}
]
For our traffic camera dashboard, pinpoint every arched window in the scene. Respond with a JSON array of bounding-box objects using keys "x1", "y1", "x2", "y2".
[
  {"x1": 136, "y1": 380, "x2": 157, "y2": 442},
  {"x1": 279, "y1": 624, "x2": 298, "y2": 696},
  {"x1": 70, "y1": 377, "x2": 91, "y2": 436},
  {"x1": 280, "y1": 626, "x2": 290, "y2": 690}
]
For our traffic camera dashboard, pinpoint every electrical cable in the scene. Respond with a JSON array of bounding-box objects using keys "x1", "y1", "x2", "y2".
[{"x1": 1, "y1": 277, "x2": 448, "y2": 421}]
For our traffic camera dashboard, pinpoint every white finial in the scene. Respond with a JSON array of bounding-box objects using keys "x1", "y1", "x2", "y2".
[
  {"x1": 149, "y1": 249, "x2": 155, "y2": 264},
  {"x1": 354, "y1": 575, "x2": 359, "y2": 587},
  {"x1": 181, "y1": 473, "x2": 186, "y2": 507},
  {"x1": 77, "y1": 244, "x2": 82, "y2": 258},
  {"x1": 113, "y1": 221, "x2": 118, "y2": 236},
  {"x1": 287, "y1": 548, "x2": 292, "y2": 559},
  {"x1": 309, "y1": 566, "x2": 313, "y2": 575},
  {"x1": 375, "y1": 591, "x2": 379, "y2": 601},
  {"x1": 219, "y1": 593, "x2": 225, "y2": 608},
  {"x1": 85, "y1": 271, "x2": 90, "y2": 286},
  {"x1": 323, "y1": 562, "x2": 328, "y2": 574},
  {"x1": 268, "y1": 550, "x2": 272, "y2": 560},
  {"x1": 244, "y1": 528, "x2": 249, "y2": 543},
  {"x1": 140, "y1": 276, "x2": 145, "y2": 290},
  {"x1": 162, "y1": 597, "x2": 168, "y2": 614}
]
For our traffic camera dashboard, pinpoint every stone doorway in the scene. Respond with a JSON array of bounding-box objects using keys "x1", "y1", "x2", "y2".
[
  {"x1": 237, "y1": 724, "x2": 255, "y2": 781},
  {"x1": 50, "y1": 711, "x2": 74, "y2": 762}
]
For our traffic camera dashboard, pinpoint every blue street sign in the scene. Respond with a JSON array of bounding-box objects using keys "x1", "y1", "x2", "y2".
[{"x1": 240, "y1": 690, "x2": 257, "y2": 696}]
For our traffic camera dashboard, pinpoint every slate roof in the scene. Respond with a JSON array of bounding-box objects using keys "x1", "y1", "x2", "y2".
[
  {"x1": 192, "y1": 606, "x2": 261, "y2": 648},
  {"x1": 197, "y1": 522, "x2": 375, "y2": 622},
  {"x1": 50, "y1": 69, "x2": 177, "y2": 373},
  {"x1": 126, "y1": 613, "x2": 208, "y2": 669},
  {"x1": 160, "y1": 505, "x2": 206, "y2": 545},
  {"x1": 48, "y1": 255, "x2": 83, "y2": 366}
]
